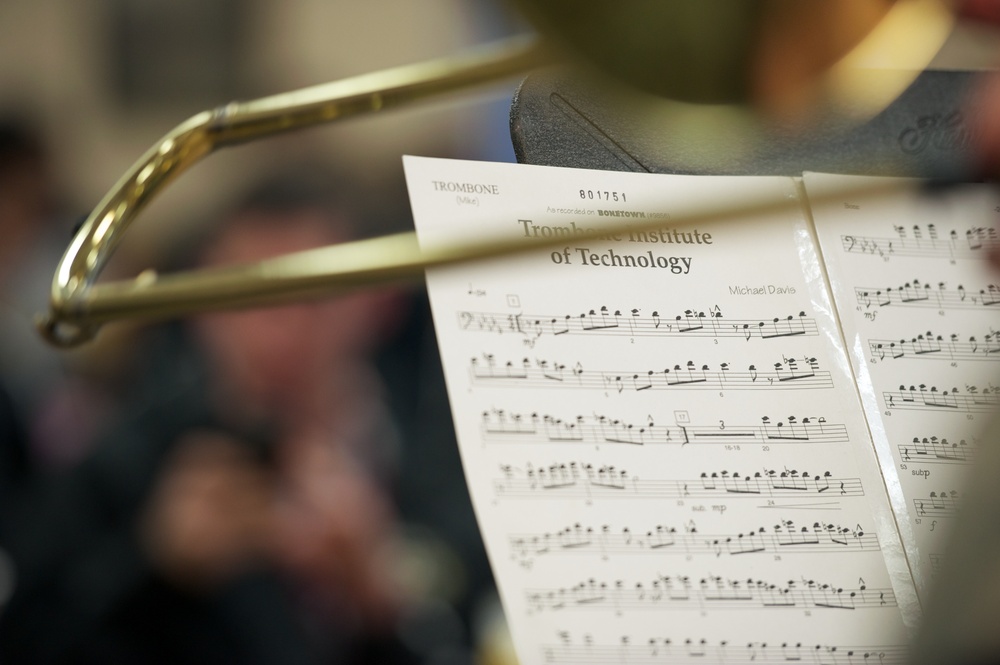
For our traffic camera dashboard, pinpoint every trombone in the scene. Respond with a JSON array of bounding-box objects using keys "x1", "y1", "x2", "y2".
[{"x1": 38, "y1": 0, "x2": 955, "y2": 347}]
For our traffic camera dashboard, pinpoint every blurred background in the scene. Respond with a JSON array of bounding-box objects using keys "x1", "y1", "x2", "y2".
[
  {"x1": 0, "y1": 0, "x2": 525, "y2": 252},
  {"x1": 0, "y1": 0, "x2": 998, "y2": 263},
  {"x1": 0, "y1": 2, "x2": 527, "y2": 664},
  {"x1": 0, "y1": 1, "x2": 999, "y2": 664}
]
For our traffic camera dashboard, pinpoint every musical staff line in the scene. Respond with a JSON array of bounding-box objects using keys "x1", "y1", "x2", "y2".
[
  {"x1": 913, "y1": 490, "x2": 961, "y2": 519},
  {"x1": 471, "y1": 354, "x2": 834, "y2": 392},
  {"x1": 495, "y1": 463, "x2": 863, "y2": 500},
  {"x1": 509, "y1": 518, "x2": 879, "y2": 565},
  {"x1": 540, "y1": 636, "x2": 906, "y2": 665},
  {"x1": 842, "y1": 225, "x2": 998, "y2": 260},
  {"x1": 898, "y1": 435, "x2": 977, "y2": 466},
  {"x1": 869, "y1": 329, "x2": 1000, "y2": 362},
  {"x1": 854, "y1": 280, "x2": 1000, "y2": 311},
  {"x1": 458, "y1": 305, "x2": 819, "y2": 342},
  {"x1": 526, "y1": 575, "x2": 895, "y2": 613},
  {"x1": 883, "y1": 384, "x2": 1000, "y2": 414},
  {"x1": 481, "y1": 409, "x2": 849, "y2": 447},
  {"x1": 757, "y1": 501, "x2": 844, "y2": 511}
]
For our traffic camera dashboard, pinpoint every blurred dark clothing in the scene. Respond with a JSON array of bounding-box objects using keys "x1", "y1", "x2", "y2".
[
  {"x1": 376, "y1": 294, "x2": 496, "y2": 623},
  {"x1": 0, "y1": 381, "x2": 29, "y2": 488},
  {"x1": 0, "y1": 328, "x2": 420, "y2": 665},
  {"x1": 0, "y1": 159, "x2": 497, "y2": 663},
  {"x1": 0, "y1": 298, "x2": 493, "y2": 665}
]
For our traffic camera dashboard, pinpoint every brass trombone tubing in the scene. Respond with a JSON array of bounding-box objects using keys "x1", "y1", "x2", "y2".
[
  {"x1": 42, "y1": 170, "x2": 912, "y2": 341},
  {"x1": 40, "y1": 36, "x2": 548, "y2": 346},
  {"x1": 39, "y1": 0, "x2": 954, "y2": 347}
]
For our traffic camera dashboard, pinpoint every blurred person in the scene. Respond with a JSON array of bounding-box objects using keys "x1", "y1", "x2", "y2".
[
  {"x1": 0, "y1": 115, "x2": 128, "y2": 480},
  {"x1": 0, "y1": 116, "x2": 128, "y2": 614},
  {"x1": 182, "y1": 176, "x2": 410, "y2": 651},
  {"x1": 0, "y1": 172, "x2": 422, "y2": 664},
  {"x1": 0, "y1": 116, "x2": 59, "y2": 484},
  {"x1": 193, "y1": 175, "x2": 499, "y2": 664}
]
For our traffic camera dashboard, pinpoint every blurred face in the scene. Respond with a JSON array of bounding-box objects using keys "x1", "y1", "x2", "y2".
[{"x1": 193, "y1": 209, "x2": 382, "y2": 407}]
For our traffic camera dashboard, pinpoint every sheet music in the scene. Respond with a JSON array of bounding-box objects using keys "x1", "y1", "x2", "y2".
[
  {"x1": 805, "y1": 172, "x2": 1000, "y2": 595},
  {"x1": 405, "y1": 157, "x2": 918, "y2": 664}
]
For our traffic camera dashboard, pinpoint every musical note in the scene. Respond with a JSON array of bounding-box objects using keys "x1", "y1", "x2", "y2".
[
  {"x1": 411, "y1": 161, "x2": 930, "y2": 659},
  {"x1": 855, "y1": 280, "x2": 1000, "y2": 311},
  {"x1": 868, "y1": 328, "x2": 1000, "y2": 363},
  {"x1": 538, "y1": 634, "x2": 905, "y2": 665},
  {"x1": 882, "y1": 383, "x2": 1000, "y2": 414},
  {"x1": 912, "y1": 490, "x2": 961, "y2": 519},
  {"x1": 470, "y1": 353, "x2": 835, "y2": 392},
  {"x1": 508, "y1": 518, "x2": 878, "y2": 565},
  {"x1": 842, "y1": 225, "x2": 998, "y2": 259},
  {"x1": 897, "y1": 434, "x2": 977, "y2": 466},
  {"x1": 526, "y1": 574, "x2": 895, "y2": 613},
  {"x1": 457, "y1": 306, "x2": 820, "y2": 343},
  {"x1": 480, "y1": 408, "x2": 849, "y2": 447},
  {"x1": 493, "y1": 463, "x2": 864, "y2": 501}
]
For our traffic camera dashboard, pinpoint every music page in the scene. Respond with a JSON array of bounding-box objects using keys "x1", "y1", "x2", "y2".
[
  {"x1": 405, "y1": 157, "x2": 918, "y2": 664},
  {"x1": 806, "y1": 172, "x2": 1000, "y2": 595}
]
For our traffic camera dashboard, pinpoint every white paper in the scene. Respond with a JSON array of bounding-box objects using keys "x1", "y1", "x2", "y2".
[
  {"x1": 806, "y1": 172, "x2": 1000, "y2": 595},
  {"x1": 405, "y1": 157, "x2": 919, "y2": 665}
]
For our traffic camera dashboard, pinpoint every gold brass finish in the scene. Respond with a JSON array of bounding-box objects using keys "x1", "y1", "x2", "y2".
[
  {"x1": 509, "y1": 0, "x2": 952, "y2": 116},
  {"x1": 42, "y1": 176, "x2": 910, "y2": 345},
  {"x1": 41, "y1": 37, "x2": 547, "y2": 345},
  {"x1": 39, "y1": 1, "x2": 954, "y2": 347}
]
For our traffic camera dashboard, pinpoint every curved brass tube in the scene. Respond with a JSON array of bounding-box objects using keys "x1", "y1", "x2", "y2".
[
  {"x1": 40, "y1": 36, "x2": 548, "y2": 346},
  {"x1": 39, "y1": 0, "x2": 954, "y2": 347}
]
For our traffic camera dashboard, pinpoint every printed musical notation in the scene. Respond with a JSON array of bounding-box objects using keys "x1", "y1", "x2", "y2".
[
  {"x1": 869, "y1": 329, "x2": 1000, "y2": 362},
  {"x1": 411, "y1": 162, "x2": 931, "y2": 659},
  {"x1": 509, "y1": 518, "x2": 879, "y2": 565},
  {"x1": 913, "y1": 490, "x2": 961, "y2": 519},
  {"x1": 898, "y1": 435, "x2": 977, "y2": 466},
  {"x1": 883, "y1": 384, "x2": 1000, "y2": 414},
  {"x1": 805, "y1": 173, "x2": 1000, "y2": 595},
  {"x1": 525, "y1": 575, "x2": 895, "y2": 613},
  {"x1": 540, "y1": 635, "x2": 906, "y2": 665},
  {"x1": 458, "y1": 305, "x2": 818, "y2": 343},
  {"x1": 842, "y1": 225, "x2": 998, "y2": 260},
  {"x1": 494, "y1": 463, "x2": 863, "y2": 500},
  {"x1": 470, "y1": 353, "x2": 833, "y2": 392},
  {"x1": 481, "y1": 409, "x2": 849, "y2": 447},
  {"x1": 929, "y1": 553, "x2": 945, "y2": 576},
  {"x1": 854, "y1": 280, "x2": 1000, "y2": 311}
]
